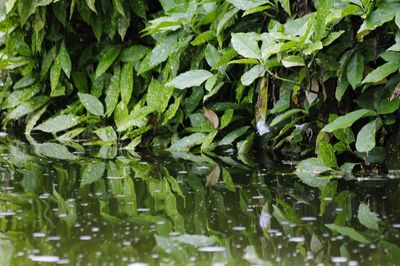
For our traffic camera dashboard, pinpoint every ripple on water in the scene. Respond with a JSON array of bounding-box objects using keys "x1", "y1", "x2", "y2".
[
  {"x1": 288, "y1": 236, "x2": 305, "y2": 243},
  {"x1": 128, "y1": 263, "x2": 149, "y2": 266},
  {"x1": 198, "y1": 246, "x2": 225, "y2": 252},
  {"x1": 29, "y1": 255, "x2": 59, "y2": 263},
  {"x1": 0, "y1": 211, "x2": 15, "y2": 217},
  {"x1": 331, "y1": 256, "x2": 348, "y2": 263}
]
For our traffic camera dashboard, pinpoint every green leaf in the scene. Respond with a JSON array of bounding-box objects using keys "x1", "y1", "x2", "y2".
[
  {"x1": 282, "y1": 55, "x2": 305, "y2": 68},
  {"x1": 81, "y1": 162, "x2": 106, "y2": 186},
  {"x1": 322, "y1": 109, "x2": 375, "y2": 133},
  {"x1": 295, "y1": 157, "x2": 333, "y2": 175},
  {"x1": 34, "y1": 142, "x2": 77, "y2": 160},
  {"x1": 7, "y1": 96, "x2": 49, "y2": 120},
  {"x1": 105, "y1": 74, "x2": 120, "y2": 116},
  {"x1": 149, "y1": 33, "x2": 178, "y2": 68},
  {"x1": 85, "y1": 0, "x2": 97, "y2": 13},
  {"x1": 191, "y1": 31, "x2": 215, "y2": 46},
  {"x1": 50, "y1": 57, "x2": 62, "y2": 94},
  {"x1": 231, "y1": 32, "x2": 260, "y2": 59},
  {"x1": 95, "y1": 46, "x2": 121, "y2": 78},
  {"x1": 346, "y1": 52, "x2": 364, "y2": 89},
  {"x1": 317, "y1": 140, "x2": 337, "y2": 168},
  {"x1": 120, "y1": 63, "x2": 134, "y2": 105},
  {"x1": 325, "y1": 224, "x2": 372, "y2": 244},
  {"x1": 95, "y1": 126, "x2": 117, "y2": 143},
  {"x1": 355, "y1": 118, "x2": 382, "y2": 153},
  {"x1": 219, "y1": 126, "x2": 250, "y2": 146},
  {"x1": 119, "y1": 45, "x2": 150, "y2": 63},
  {"x1": 270, "y1": 109, "x2": 304, "y2": 127},
  {"x1": 362, "y1": 63, "x2": 400, "y2": 84},
  {"x1": 147, "y1": 78, "x2": 173, "y2": 113},
  {"x1": 358, "y1": 203, "x2": 379, "y2": 231},
  {"x1": 169, "y1": 133, "x2": 207, "y2": 151},
  {"x1": 279, "y1": 0, "x2": 291, "y2": 16},
  {"x1": 35, "y1": 114, "x2": 79, "y2": 133},
  {"x1": 241, "y1": 65, "x2": 265, "y2": 86},
  {"x1": 227, "y1": 0, "x2": 268, "y2": 10},
  {"x1": 59, "y1": 41, "x2": 72, "y2": 78},
  {"x1": 78, "y1": 93, "x2": 104, "y2": 116},
  {"x1": 167, "y1": 70, "x2": 212, "y2": 90}
]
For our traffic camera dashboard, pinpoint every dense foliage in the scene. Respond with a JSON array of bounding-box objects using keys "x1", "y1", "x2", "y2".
[{"x1": 0, "y1": 0, "x2": 400, "y2": 169}]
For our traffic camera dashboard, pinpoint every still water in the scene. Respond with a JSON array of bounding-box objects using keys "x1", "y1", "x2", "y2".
[{"x1": 0, "y1": 136, "x2": 400, "y2": 265}]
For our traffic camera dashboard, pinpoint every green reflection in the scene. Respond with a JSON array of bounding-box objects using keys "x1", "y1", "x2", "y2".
[{"x1": 0, "y1": 136, "x2": 399, "y2": 265}]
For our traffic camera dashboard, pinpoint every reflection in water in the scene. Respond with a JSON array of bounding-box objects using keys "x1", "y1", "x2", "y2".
[{"x1": 0, "y1": 136, "x2": 399, "y2": 265}]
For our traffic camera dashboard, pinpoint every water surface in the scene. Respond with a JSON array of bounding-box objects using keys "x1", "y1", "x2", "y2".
[{"x1": 0, "y1": 136, "x2": 400, "y2": 265}]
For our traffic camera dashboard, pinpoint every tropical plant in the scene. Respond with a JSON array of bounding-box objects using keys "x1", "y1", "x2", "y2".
[{"x1": 0, "y1": 0, "x2": 399, "y2": 168}]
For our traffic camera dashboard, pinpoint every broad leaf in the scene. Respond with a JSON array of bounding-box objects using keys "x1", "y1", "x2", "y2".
[
  {"x1": 80, "y1": 162, "x2": 106, "y2": 186},
  {"x1": 362, "y1": 63, "x2": 400, "y2": 84},
  {"x1": 95, "y1": 46, "x2": 121, "y2": 78},
  {"x1": 346, "y1": 52, "x2": 364, "y2": 89},
  {"x1": 167, "y1": 70, "x2": 212, "y2": 90},
  {"x1": 35, "y1": 114, "x2": 79, "y2": 133},
  {"x1": 355, "y1": 118, "x2": 382, "y2": 153},
  {"x1": 322, "y1": 109, "x2": 375, "y2": 133},
  {"x1": 231, "y1": 33, "x2": 260, "y2": 59},
  {"x1": 358, "y1": 203, "x2": 379, "y2": 231},
  {"x1": 78, "y1": 93, "x2": 104, "y2": 116},
  {"x1": 326, "y1": 224, "x2": 372, "y2": 244}
]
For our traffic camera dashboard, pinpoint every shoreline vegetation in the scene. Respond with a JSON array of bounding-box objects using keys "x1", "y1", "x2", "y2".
[{"x1": 0, "y1": 0, "x2": 400, "y2": 173}]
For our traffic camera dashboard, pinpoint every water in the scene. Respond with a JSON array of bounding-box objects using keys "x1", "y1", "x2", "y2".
[{"x1": 0, "y1": 137, "x2": 400, "y2": 265}]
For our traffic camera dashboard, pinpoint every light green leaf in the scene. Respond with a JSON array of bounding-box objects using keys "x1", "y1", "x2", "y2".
[
  {"x1": 295, "y1": 157, "x2": 333, "y2": 175},
  {"x1": 120, "y1": 63, "x2": 134, "y2": 105},
  {"x1": 150, "y1": 33, "x2": 178, "y2": 67},
  {"x1": 317, "y1": 140, "x2": 337, "y2": 168},
  {"x1": 105, "y1": 74, "x2": 120, "y2": 116},
  {"x1": 35, "y1": 114, "x2": 79, "y2": 133},
  {"x1": 241, "y1": 65, "x2": 266, "y2": 86},
  {"x1": 50, "y1": 57, "x2": 62, "y2": 93},
  {"x1": 85, "y1": 0, "x2": 97, "y2": 13},
  {"x1": 362, "y1": 63, "x2": 400, "y2": 84},
  {"x1": 169, "y1": 133, "x2": 207, "y2": 151},
  {"x1": 191, "y1": 31, "x2": 215, "y2": 46},
  {"x1": 95, "y1": 46, "x2": 121, "y2": 78},
  {"x1": 81, "y1": 162, "x2": 106, "y2": 186},
  {"x1": 147, "y1": 78, "x2": 173, "y2": 113},
  {"x1": 282, "y1": 55, "x2": 304, "y2": 68},
  {"x1": 167, "y1": 70, "x2": 212, "y2": 90},
  {"x1": 34, "y1": 142, "x2": 77, "y2": 160},
  {"x1": 119, "y1": 45, "x2": 150, "y2": 63},
  {"x1": 358, "y1": 203, "x2": 379, "y2": 231},
  {"x1": 227, "y1": 0, "x2": 268, "y2": 10},
  {"x1": 279, "y1": 0, "x2": 291, "y2": 16},
  {"x1": 231, "y1": 32, "x2": 260, "y2": 59},
  {"x1": 219, "y1": 126, "x2": 250, "y2": 146},
  {"x1": 78, "y1": 93, "x2": 104, "y2": 116},
  {"x1": 325, "y1": 224, "x2": 372, "y2": 243},
  {"x1": 95, "y1": 126, "x2": 117, "y2": 143},
  {"x1": 59, "y1": 41, "x2": 72, "y2": 78},
  {"x1": 7, "y1": 96, "x2": 49, "y2": 120},
  {"x1": 355, "y1": 118, "x2": 382, "y2": 153},
  {"x1": 270, "y1": 109, "x2": 304, "y2": 127},
  {"x1": 322, "y1": 109, "x2": 375, "y2": 133}
]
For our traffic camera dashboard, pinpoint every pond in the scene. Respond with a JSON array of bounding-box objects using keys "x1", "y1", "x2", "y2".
[{"x1": 0, "y1": 136, "x2": 400, "y2": 265}]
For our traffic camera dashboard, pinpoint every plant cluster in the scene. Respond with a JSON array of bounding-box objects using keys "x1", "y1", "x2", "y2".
[{"x1": 0, "y1": 0, "x2": 399, "y2": 168}]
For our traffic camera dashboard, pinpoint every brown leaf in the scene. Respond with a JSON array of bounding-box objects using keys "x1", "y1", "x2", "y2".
[
  {"x1": 204, "y1": 107, "x2": 219, "y2": 129},
  {"x1": 206, "y1": 165, "x2": 220, "y2": 187},
  {"x1": 390, "y1": 82, "x2": 400, "y2": 101}
]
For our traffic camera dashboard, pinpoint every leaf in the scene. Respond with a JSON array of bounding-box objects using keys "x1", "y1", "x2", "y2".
[
  {"x1": 34, "y1": 142, "x2": 77, "y2": 160},
  {"x1": 282, "y1": 55, "x2": 305, "y2": 68},
  {"x1": 322, "y1": 109, "x2": 375, "y2": 133},
  {"x1": 206, "y1": 165, "x2": 220, "y2": 186},
  {"x1": 219, "y1": 126, "x2": 250, "y2": 146},
  {"x1": 105, "y1": 74, "x2": 120, "y2": 116},
  {"x1": 78, "y1": 93, "x2": 104, "y2": 116},
  {"x1": 358, "y1": 203, "x2": 379, "y2": 231},
  {"x1": 147, "y1": 78, "x2": 173, "y2": 113},
  {"x1": 362, "y1": 63, "x2": 400, "y2": 84},
  {"x1": 325, "y1": 224, "x2": 372, "y2": 244},
  {"x1": 270, "y1": 109, "x2": 304, "y2": 127},
  {"x1": 355, "y1": 118, "x2": 382, "y2": 153},
  {"x1": 169, "y1": 133, "x2": 207, "y2": 151},
  {"x1": 95, "y1": 46, "x2": 121, "y2": 78},
  {"x1": 167, "y1": 70, "x2": 212, "y2": 90},
  {"x1": 81, "y1": 162, "x2": 106, "y2": 186},
  {"x1": 7, "y1": 96, "x2": 49, "y2": 120},
  {"x1": 171, "y1": 234, "x2": 215, "y2": 248},
  {"x1": 346, "y1": 52, "x2": 364, "y2": 89},
  {"x1": 295, "y1": 158, "x2": 333, "y2": 175},
  {"x1": 95, "y1": 126, "x2": 117, "y2": 143},
  {"x1": 317, "y1": 140, "x2": 337, "y2": 168},
  {"x1": 119, "y1": 45, "x2": 150, "y2": 63},
  {"x1": 191, "y1": 31, "x2": 215, "y2": 46},
  {"x1": 85, "y1": 0, "x2": 97, "y2": 13},
  {"x1": 279, "y1": 0, "x2": 291, "y2": 16},
  {"x1": 231, "y1": 33, "x2": 260, "y2": 59},
  {"x1": 50, "y1": 57, "x2": 62, "y2": 94},
  {"x1": 241, "y1": 65, "x2": 266, "y2": 86},
  {"x1": 59, "y1": 41, "x2": 72, "y2": 78},
  {"x1": 203, "y1": 107, "x2": 219, "y2": 129},
  {"x1": 149, "y1": 33, "x2": 178, "y2": 68},
  {"x1": 227, "y1": 0, "x2": 269, "y2": 10},
  {"x1": 120, "y1": 63, "x2": 134, "y2": 105},
  {"x1": 35, "y1": 114, "x2": 79, "y2": 133}
]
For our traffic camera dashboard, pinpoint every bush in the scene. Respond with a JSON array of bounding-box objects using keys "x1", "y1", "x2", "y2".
[{"x1": 0, "y1": 0, "x2": 399, "y2": 168}]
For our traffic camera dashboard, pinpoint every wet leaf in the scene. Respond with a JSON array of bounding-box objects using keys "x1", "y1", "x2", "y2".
[
  {"x1": 322, "y1": 109, "x2": 375, "y2": 133},
  {"x1": 169, "y1": 133, "x2": 206, "y2": 151},
  {"x1": 120, "y1": 63, "x2": 133, "y2": 105},
  {"x1": 78, "y1": 93, "x2": 104, "y2": 116},
  {"x1": 81, "y1": 162, "x2": 106, "y2": 186},
  {"x1": 35, "y1": 114, "x2": 79, "y2": 133},
  {"x1": 95, "y1": 46, "x2": 121, "y2": 78},
  {"x1": 355, "y1": 118, "x2": 382, "y2": 153},
  {"x1": 34, "y1": 142, "x2": 77, "y2": 160},
  {"x1": 325, "y1": 224, "x2": 372, "y2": 244},
  {"x1": 7, "y1": 96, "x2": 49, "y2": 120},
  {"x1": 203, "y1": 107, "x2": 219, "y2": 129},
  {"x1": 219, "y1": 126, "x2": 250, "y2": 146},
  {"x1": 358, "y1": 203, "x2": 379, "y2": 231},
  {"x1": 59, "y1": 41, "x2": 72, "y2": 78},
  {"x1": 166, "y1": 70, "x2": 212, "y2": 90},
  {"x1": 270, "y1": 109, "x2": 304, "y2": 127},
  {"x1": 95, "y1": 126, "x2": 117, "y2": 144},
  {"x1": 295, "y1": 157, "x2": 333, "y2": 175}
]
